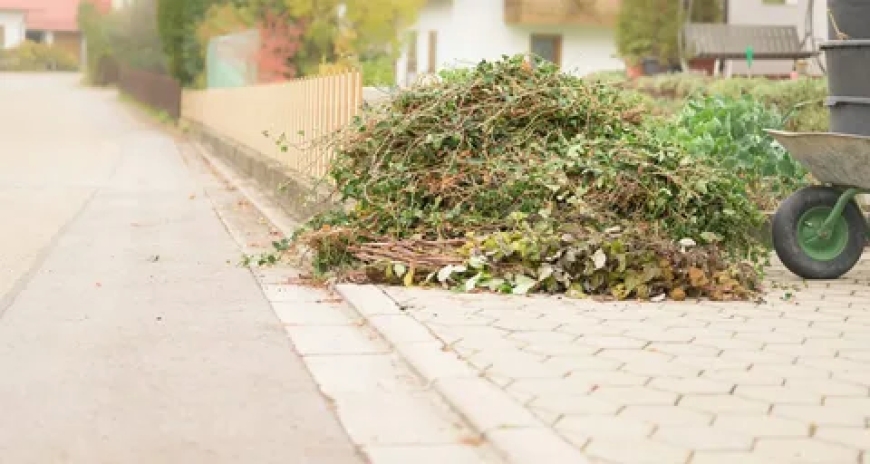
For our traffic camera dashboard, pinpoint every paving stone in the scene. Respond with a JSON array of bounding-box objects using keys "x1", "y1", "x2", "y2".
[
  {"x1": 486, "y1": 428, "x2": 590, "y2": 464},
  {"x1": 566, "y1": 370, "x2": 650, "y2": 387},
  {"x1": 800, "y1": 356, "x2": 870, "y2": 373},
  {"x1": 521, "y1": 343, "x2": 599, "y2": 357},
  {"x1": 585, "y1": 438, "x2": 691, "y2": 464},
  {"x1": 675, "y1": 355, "x2": 751, "y2": 371},
  {"x1": 575, "y1": 335, "x2": 648, "y2": 349},
  {"x1": 754, "y1": 438, "x2": 860, "y2": 463},
  {"x1": 667, "y1": 328, "x2": 736, "y2": 339},
  {"x1": 649, "y1": 377, "x2": 735, "y2": 395},
  {"x1": 558, "y1": 323, "x2": 626, "y2": 337},
  {"x1": 603, "y1": 321, "x2": 659, "y2": 332},
  {"x1": 398, "y1": 341, "x2": 477, "y2": 381},
  {"x1": 538, "y1": 313, "x2": 603, "y2": 327},
  {"x1": 531, "y1": 395, "x2": 622, "y2": 415},
  {"x1": 528, "y1": 407, "x2": 562, "y2": 426},
  {"x1": 773, "y1": 326, "x2": 843, "y2": 340},
  {"x1": 508, "y1": 330, "x2": 577, "y2": 344},
  {"x1": 749, "y1": 364, "x2": 832, "y2": 380},
  {"x1": 772, "y1": 404, "x2": 868, "y2": 427},
  {"x1": 719, "y1": 350, "x2": 797, "y2": 365},
  {"x1": 508, "y1": 378, "x2": 602, "y2": 396},
  {"x1": 823, "y1": 398, "x2": 870, "y2": 415},
  {"x1": 504, "y1": 388, "x2": 535, "y2": 406},
  {"x1": 734, "y1": 331, "x2": 807, "y2": 344},
  {"x1": 734, "y1": 386, "x2": 822, "y2": 405},
  {"x1": 784, "y1": 378, "x2": 869, "y2": 396},
  {"x1": 621, "y1": 360, "x2": 702, "y2": 378},
  {"x1": 814, "y1": 427, "x2": 870, "y2": 450},
  {"x1": 653, "y1": 426, "x2": 753, "y2": 451},
  {"x1": 285, "y1": 325, "x2": 389, "y2": 355},
  {"x1": 556, "y1": 415, "x2": 654, "y2": 439},
  {"x1": 423, "y1": 312, "x2": 496, "y2": 327},
  {"x1": 493, "y1": 317, "x2": 560, "y2": 332},
  {"x1": 838, "y1": 350, "x2": 870, "y2": 362},
  {"x1": 623, "y1": 330, "x2": 696, "y2": 343},
  {"x1": 365, "y1": 444, "x2": 491, "y2": 464},
  {"x1": 713, "y1": 414, "x2": 809, "y2": 437},
  {"x1": 435, "y1": 378, "x2": 541, "y2": 432},
  {"x1": 647, "y1": 342, "x2": 721, "y2": 357},
  {"x1": 304, "y1": 354, "x2": 412, "y2": 395},
  {"x1": 484, "y1": 355, "x2": 566, "y2": 379},
  {"x1": 262, "y1": 284, "x2": 326, "y2": 303},
  {"x1": 692, "y1": 337, "x2": 762, "y2": 351},
  {"x1": 596, "y1": 349, "x2": 674, "y2": 364},
  {"x1": 544, "y1": 355, "x2": 623, "y2": 372},
  {"x1": 833, "y1": 371, "x2": 870, "y2": 386},
  {"x1": 804, "y1": 338, "x2": 870, "y2": 351},
  {"x1": 647, "y1": 317, "x2": 709, "y2": 328},
  {"x1": 702, "y1": 369, "x2": 784, "y2": 386},
  {"x1": 334, "y1": 391, "x2": 466, "y2": 446},
  {"x1": 590, "y1": 386, "x2": 678, "y2": 405},
  {"x1": 620, "y1": 405, "x2": 712, "y2": 426},
  {"x1": 368, "y1": 315, "x2": 438, "y2": 343},
  {"x1": 689, "y1": 452, "x2": 781, "y2": 464},
  {"x1": 272, "y1": 301, "x2": 358, "y2": 326},
  {"x1": 679, "y1": 394, "x2": 770, "y2": 414}
]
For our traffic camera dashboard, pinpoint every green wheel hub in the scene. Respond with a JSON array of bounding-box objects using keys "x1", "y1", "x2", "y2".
[{"x1": 798, "y1": 206, "x2": 850, "y2": 261}]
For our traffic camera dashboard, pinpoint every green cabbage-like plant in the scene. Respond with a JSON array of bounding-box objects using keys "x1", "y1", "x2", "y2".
[{"x1": 668, "y1": 94, "x2": 809, "y2": 210}]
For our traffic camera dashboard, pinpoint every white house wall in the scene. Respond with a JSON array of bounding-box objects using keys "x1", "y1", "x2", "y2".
[
  {"x1": 0, "y1": 10, "x2": 26, "y2": 49},
  {"x1": 397, "y1": 0, "x2": 623, "y2": 86},
  {"x1": 727, "y1": 0, "x2": 828, "y2": 76}
]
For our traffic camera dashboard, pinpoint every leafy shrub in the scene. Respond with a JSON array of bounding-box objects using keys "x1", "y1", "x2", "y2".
[
  {"x1": 0, "y1": 41, "x2": 78, "y2": 72},
  {"x1": 618, "y1": 74, "x2": 829, "y2": 132},
  {"x1": 360, "y1": 56, "x2": 395, "y2": 86},
  {"x1": 668, "y1": 95, "x2": 809, "y2": 210},
  {"x1": 294, "y1": 55, "x2": 765, "y2": 301}
]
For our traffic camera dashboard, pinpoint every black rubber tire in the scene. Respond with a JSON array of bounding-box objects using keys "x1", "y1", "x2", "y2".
[{"x1": 773, "y1": 186, "x2": 866, "y2": 280}]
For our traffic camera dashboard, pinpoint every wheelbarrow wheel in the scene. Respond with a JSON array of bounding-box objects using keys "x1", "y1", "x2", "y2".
[{"x1": 773, "y1": 186, "x2": 866, "y2": 280}]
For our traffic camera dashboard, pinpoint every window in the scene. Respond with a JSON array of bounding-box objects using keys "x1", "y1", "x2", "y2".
[
  {"x1": 530, "y1": 34, "x2": 562, "y2": 67},
  {"x1": 428, "y1": 30, "x2": 438, "y2": 73},
  {"x1": 25, "y1": 30, "x2": 45, "y2": 43}
]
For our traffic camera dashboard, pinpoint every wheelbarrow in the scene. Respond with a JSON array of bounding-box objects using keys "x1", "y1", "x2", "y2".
[{"x1": 767, "y1": 130, "x2": 870, "y2": 279}]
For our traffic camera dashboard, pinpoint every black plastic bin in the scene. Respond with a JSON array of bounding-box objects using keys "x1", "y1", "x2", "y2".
[
  {"x1": 828, "y1": 0, "x2": 870, "y2": 40},
  {"x1": 826, "y1": 96, "x2": 870, "y2": 137},
  {"x1": 821, "y1": 40, "x2": 870, "y2": 98}
]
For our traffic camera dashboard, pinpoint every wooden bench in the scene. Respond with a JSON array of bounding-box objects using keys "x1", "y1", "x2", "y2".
[{"x1": 682, "y1": 24, "x2": 818, "y2": 76}]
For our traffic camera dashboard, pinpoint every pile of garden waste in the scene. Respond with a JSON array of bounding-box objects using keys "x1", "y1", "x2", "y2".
[{"x1": 294, "y1": 55, "x2": 769, "y2": 301}]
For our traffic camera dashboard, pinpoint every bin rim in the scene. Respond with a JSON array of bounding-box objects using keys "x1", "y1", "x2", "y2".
[{"x1": 821, "y1": 40, "x2": 870, "y2": 50}]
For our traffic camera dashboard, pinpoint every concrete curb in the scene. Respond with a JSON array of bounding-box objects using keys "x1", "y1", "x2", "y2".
[
  {"x1": 335, "y1": 284, "x2": 591, "y2": 464},
  {"x1": 189, "y1": 137, "x2": 590, "y2": 464}
]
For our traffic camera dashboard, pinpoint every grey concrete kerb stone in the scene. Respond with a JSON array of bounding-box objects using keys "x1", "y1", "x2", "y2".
[
  {"x1": 336, "y1": 284, "x2": 590, "y2": 464},
  {"x1": 190, "y1": 134, "x2": 588, "y2": 463}
]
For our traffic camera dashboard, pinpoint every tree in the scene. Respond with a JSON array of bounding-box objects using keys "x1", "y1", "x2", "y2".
[
  {"x1": 279, "y1": 0, "x2": 423, "y2": 75},
  {"x1": 157, "y1": 0, "x2": 223, "y2": 85},
  {"x1": 111, "y1": 0, "x2": 166, "y2": 72}
]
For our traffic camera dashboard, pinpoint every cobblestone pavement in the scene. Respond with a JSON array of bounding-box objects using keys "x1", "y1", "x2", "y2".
[{"x1": 376, "y1": 260, "x2": 870, "y2": 464}]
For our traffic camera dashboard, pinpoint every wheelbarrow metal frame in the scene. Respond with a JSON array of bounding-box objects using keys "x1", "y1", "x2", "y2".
[{"x1": 766, "y1": 129, "x2": 870, "y2": 238}]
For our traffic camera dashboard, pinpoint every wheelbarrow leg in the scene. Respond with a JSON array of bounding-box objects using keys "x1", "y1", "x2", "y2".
[{"x1": 817, "y1": 188, "x2": 861, "y2": 239}]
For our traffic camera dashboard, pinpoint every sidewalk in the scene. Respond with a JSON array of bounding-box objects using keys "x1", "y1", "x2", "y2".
[
  {"x1": 339, "y1": 267, "x2": 870, "y2": 464},
  {"x1": 0, "y1": 73, "x2": 497, "y2": 464}
]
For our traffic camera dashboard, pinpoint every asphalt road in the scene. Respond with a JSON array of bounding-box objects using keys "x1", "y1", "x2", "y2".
[{"x1": 0, "y1": 73, "x2": 363, "y2": 463}]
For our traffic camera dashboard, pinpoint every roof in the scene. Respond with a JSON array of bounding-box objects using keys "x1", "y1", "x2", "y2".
[{"x1": 0, "y1": 0, "x2": 112, "y2": 32}]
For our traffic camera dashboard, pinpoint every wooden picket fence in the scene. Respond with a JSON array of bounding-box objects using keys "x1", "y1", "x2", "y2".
[{"x1": 181, "y1": 71, "x2": 363, "y2": 178}]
